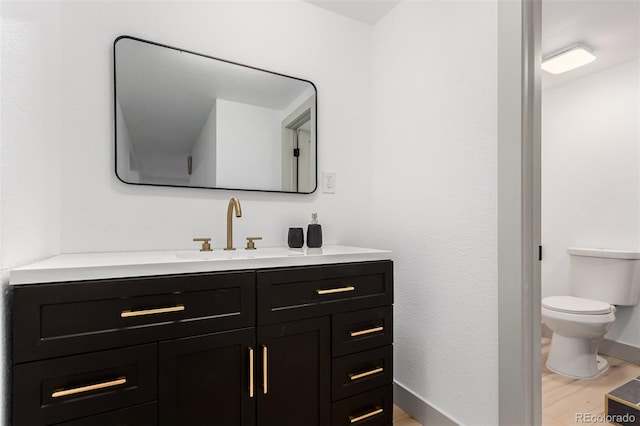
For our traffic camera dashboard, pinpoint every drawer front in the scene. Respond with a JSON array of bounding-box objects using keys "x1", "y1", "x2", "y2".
[
  {"x1": 257, "y1": 261, "x2": 392, "y2": 324},
  {"x1": 53, "y1": 402, "x2": 157, "y2": 426},
  {"x1": 332, "y1": 346, "x2": 393, "y2": 401},
  {"x1": 331, "y1": 385, "x2": 393, "y2": 426},
  {"x1": 332, "y1": 306, "x2": 393, "y2": 357},
  {"x1": 13, "y1": 271, "x2": 255, "y2": 362},
  {"x1": 13, "y1": 344, "x2": 157, "y2": 426}
]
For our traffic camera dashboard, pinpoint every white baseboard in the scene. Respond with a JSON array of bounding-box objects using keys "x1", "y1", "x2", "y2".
[
  {"x1": 393, "y1": 381, "x2": 458, "y2": 426},
  {"x1": 598, "y1": 338, "x2": 640, "y2": 365}
]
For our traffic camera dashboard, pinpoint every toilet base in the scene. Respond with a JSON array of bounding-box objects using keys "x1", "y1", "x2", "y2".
[{"x1": 546, "y1": 334, "x2": 609, "y2": 379}]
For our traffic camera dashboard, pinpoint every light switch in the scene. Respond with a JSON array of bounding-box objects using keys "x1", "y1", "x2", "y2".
[{"x1": 322, "y1": 171, "x2": 336, "y2": 194}]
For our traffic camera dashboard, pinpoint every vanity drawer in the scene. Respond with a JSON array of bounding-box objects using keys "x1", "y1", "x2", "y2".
[
  {"x1": 332, "y1": 345, "x2": 393, "y2": 401},
  {"x1": 332, "y1": 306, "x2": 393, "y2": 357},
  {"x1": 53, "y1": 402, "x2": 157, "y2": 426},
  {"x1": 13, "y1": 344, "x2": 157, "y2": 426},
  {"x1": 13, "y1": 271, "x2": 255, "y2": 362},
  {"x1": 257, "y1": 261, "x2": 392, "y2": 324},
  {"x1": 331, "y1": 385, "x2": 393, "y2": 426}
]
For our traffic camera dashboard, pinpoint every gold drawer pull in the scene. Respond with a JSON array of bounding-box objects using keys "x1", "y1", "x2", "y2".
[
  {"x1": 349, "y1": 407, "x2": 383, "y2": 424},
  {"x1": 262, "y1": 345, "x2": 268, "y2": 395},
  {"x1": 121, "y1": 305, "x2": 185, "y2": 318},
  {"x1": 350, "y1": 326, "x2": 383, "y2": 337},
  {"x1": 51, "y1": 377, "x2": 127, "y2": 398},
  {"x1": 249, "y1": 347, "x2": 254, "y2": 398},
  {"x1": 316, "y1": 286, "x2": 355, "y2": 295},
  {"x1": 349, "y1": 367, "x2": 384, "y2": 381}
]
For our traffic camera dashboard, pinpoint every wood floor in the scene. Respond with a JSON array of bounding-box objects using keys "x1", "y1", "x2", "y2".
[
  {"x1": 542, "y1": 337, "x2": 640, "y2": 425},
  {"x1": 392, "y1": 338, "x2": 639, "y2": 426},
  {"x1": 393, "y1": 404, "x2": 421, "y2": 425}
]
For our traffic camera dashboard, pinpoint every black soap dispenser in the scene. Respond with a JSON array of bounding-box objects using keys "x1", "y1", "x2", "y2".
[{"x1": 306, "y1": 213, "x2": 323, "y2": 248}]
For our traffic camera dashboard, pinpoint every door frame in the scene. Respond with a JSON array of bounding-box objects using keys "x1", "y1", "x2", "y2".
[
  {"x1": 281, "y1": 95, "x2": 316, "y2": 192},
  {"x1": 497, "y1": 0, "x2": 542, "y2": 424}
]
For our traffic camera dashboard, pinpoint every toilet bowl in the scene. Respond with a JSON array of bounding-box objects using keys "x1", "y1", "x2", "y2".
[
  {"x1": 542, "y1": 295, "x2": 615, "y2": 379},
  {"x1": 542, "y1": 247, "x2": 640, "y2": 379}
]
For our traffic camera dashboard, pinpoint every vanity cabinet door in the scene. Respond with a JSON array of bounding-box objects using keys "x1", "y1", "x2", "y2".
[
  {"x1": 159, "y1": 327, "x2": 256, "y2": 426},
  {"x1": 257, "y1": 317, "x2": 331, "y2": 426}
]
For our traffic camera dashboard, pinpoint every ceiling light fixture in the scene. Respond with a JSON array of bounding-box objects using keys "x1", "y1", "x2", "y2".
[{"x1": 542, "y1": 45, "x2": 596, "y2": 74}]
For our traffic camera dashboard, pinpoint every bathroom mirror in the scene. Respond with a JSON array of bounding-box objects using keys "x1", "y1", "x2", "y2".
[{"x1": 114, "y1": 36, "x2": 317, "y2": 193}]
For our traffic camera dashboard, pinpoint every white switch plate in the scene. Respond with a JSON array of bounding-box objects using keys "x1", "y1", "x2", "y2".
[{"x1": 322, "y1": 171, "x2": 336, "y2": 193}]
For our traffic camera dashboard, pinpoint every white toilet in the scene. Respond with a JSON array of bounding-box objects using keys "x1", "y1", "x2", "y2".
[{"x1": 541, "y1": 247, "x2": 640, "y2": 379}]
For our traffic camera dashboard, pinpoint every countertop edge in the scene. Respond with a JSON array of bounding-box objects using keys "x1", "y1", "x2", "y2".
[{"x1": 9, "y1": 247, "x2": 392, "y2": 285}]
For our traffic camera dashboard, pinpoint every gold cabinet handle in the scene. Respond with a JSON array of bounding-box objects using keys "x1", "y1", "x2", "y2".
[
  {"x1": 316, "y1": 286, "x2": 355, "y2": 295},
  {"x1": 121, "y1": 305, "x2": 185, "y2": 318},
  {"x1": 51, "y1": 377, "x2": 127, "y2": 398},
  {"x1": 249, "y1": 347, "x2": 254, "y2": 398},
  {"x1": 350, "y1": 326, "x2": 384, "y2": 337},
  {"x1": 349, "y1": 408, "x2": 383, "y2": 424},
  {"x1": 349, "y1": 367, "x2": 384, "y2": 381},
  {"x1": 262, "y1": 345, "x2": 268, "y2": 395}
]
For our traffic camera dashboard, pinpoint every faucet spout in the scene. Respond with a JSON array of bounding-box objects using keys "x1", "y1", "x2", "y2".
[{"x1": 225, "y1": 197, "x2": 242, "y2": 250}]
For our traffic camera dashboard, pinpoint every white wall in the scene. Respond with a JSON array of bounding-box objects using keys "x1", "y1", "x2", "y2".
[
  {"x1": 542, "y1": 59, "x2": 640, "y2": 347},
  {"x1": 54, "y1": 1, "x2": 374, "y2": 253},
  {"x1": 139, "y1": 151, "x2": 190, "y2": 185},
  {"x1": 2, "y1": 2, "x2": 508, "y2": 424},
  {"x1": 190, "y1": 103, "x2": 216, "y2": 188},
  {"x1": 370, "y1": 2, "x2": 498, "y2": 424},
  {"x1": 215, "y1": 98, "x2": 281, "y2": 190},
  {"x1": 1, "y1": 1, "x2": 63, "y2": 273},
  {"x1": 1, "y1": 2, "x2": 64, "y2": 423}
]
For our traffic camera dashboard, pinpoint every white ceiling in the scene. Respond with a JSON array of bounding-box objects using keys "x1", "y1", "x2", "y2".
[
  {"x1": 542, "y1": 0, "x2": 638, "y2": 89},
  {"x1": 304, "y1": 0, "x2": 639, "y2": 90},
  {"x1": 303, "y1": 0, "x2": 401, "y2": 25}
]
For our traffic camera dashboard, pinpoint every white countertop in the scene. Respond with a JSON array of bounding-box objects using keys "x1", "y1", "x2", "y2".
[{"x1": 9, "y1": 245, "x2": 392, "y2": 285}]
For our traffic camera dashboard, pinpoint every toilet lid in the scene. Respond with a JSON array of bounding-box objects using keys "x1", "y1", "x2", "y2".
[{"x1": 542, "y1": 296, "x2": 613, "y2": 314}]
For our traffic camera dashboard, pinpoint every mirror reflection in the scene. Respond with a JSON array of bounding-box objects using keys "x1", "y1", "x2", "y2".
[{"x1": 114, "y1": 36, "x2": 317, "y2": 193}]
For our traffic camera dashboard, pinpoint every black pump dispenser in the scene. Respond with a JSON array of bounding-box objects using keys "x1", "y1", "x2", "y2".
[{"x1": 306, "y1": 213, "x2": 323, "y2": 248}]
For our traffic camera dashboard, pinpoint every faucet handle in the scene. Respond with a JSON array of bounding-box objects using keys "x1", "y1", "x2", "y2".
[
  {"x1": 245, "y1": 237, "x2": 263, "y2": 250},
  {"x1": 193, "y1": 237, "x2": 212, "y2": 252}
]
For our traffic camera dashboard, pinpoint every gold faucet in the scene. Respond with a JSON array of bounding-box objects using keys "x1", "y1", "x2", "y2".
[{"x1": 225, "y1": 197, "x2": 242, "y2": 250}]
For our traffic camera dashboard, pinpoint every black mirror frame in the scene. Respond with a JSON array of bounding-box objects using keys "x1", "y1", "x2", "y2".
[{"x1": 113, "y1": 35, "x2": 318, "y2": 194}]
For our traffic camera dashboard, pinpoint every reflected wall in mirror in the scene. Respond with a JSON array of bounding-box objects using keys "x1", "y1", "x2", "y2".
[{"x1": 114, "y1": 36, "x2": 317, "y2": 193}]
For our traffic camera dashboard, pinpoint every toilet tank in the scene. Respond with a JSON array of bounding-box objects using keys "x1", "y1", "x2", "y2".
[{"x1": 569, "y1": 247, "x2": 640, "y2": 306}]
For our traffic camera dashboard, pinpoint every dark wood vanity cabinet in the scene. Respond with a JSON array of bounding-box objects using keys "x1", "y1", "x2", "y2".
[
  {"x1": 158, "y1": 327, "x2": 257, "y2": 426},
  {"x1": 256, "y1": 317, "x2": 331, "y2": 426},
  {"x1": 11, "y1": 260, "x2": 393, "y2": 426}
]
